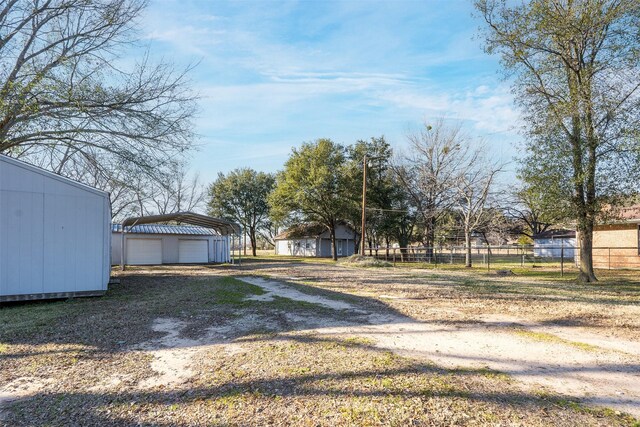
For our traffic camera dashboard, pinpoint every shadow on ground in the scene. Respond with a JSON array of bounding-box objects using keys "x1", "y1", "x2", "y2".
[{"x1": 1, "y1": 261, "x2": 639, "y2": 426}]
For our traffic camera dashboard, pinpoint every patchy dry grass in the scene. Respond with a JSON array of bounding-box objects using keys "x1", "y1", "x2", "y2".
[
  {"x1": 238, "y1": 256, "x2": 640, "y2": 341},
  {"x1": 510, "y1": 328, "x2": 601, "y2": 352},
  {"x1": 7, "y1": 333, "x2": 634, "y2": 426},
  {"x1": 1, "y1": 262, "x2": 639, "y2": 426},
  {"x1": 339, "y1": 255, "x2": 393, "y2": 268}
]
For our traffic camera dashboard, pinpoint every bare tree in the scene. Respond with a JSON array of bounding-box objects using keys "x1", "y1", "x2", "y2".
[
  {"x1": 148, "y1": 163, "x2": 206, "y2": 215},
  {"x1": 26, "y1": 146, "x2": 152, "y2": 220},
  {"x1": 395, "y1": 120, "x2": 478, "y2": 252},
  {"x1": 0, "y1": 0, "x2": 197, "y2": 183},
  {"x1": 454, "y1": 151, "x2": 503, "y2": 267}
]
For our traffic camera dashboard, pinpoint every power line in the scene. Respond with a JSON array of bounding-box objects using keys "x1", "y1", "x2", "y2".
[{"x1": 365, "y1": 207, "x2": 411, "y2": 213}]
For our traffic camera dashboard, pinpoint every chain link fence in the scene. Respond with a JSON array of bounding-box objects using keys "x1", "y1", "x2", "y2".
[{"x1": 365, "y1": 245, "x2": 640, "y2": 274}]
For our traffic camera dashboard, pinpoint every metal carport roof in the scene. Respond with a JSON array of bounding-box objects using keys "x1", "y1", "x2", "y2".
[{"x1": 121, "y1": 212, "x2": 241, "y2": 235}]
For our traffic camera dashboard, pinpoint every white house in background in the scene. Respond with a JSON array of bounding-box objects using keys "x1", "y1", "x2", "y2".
[
  {"x1": 0, "y1": 154, "x2": 111, "y2": 301},
  {"x1": 533, "y1": 229, "x2": 576, "y2": 259},
  {"x1": 274, "y1": 222, "x2": 357, "y2": 257},
  {"x1": 111, "y1": 224, "x2": 230, "y2": 265}
]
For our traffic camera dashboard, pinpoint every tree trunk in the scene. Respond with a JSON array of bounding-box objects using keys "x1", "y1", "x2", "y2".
[
  {"x1": 250, "y1": 227, "x2": 257, "y2": 257},
  {"x1": 566, "y1": 61, "x2": 597, "y2": 283},
  {"x1": 577, "y1": 225, "x2": 597, "y2": 283},
  {"x1": 465, "y1": 230, "x2": 472, "y2": 268},
  {"x1": 426, "y1": 216, "x2": 435, "y2": 261},
  {"x1": 330, "y1": 226, "x2": 338, "y2": 261}
]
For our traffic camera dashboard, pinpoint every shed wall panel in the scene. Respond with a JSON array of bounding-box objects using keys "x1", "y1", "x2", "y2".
[
  {"x1": 0, "y1": 190, "x2": 45, "y2": 295},
  {"x1": 0, "y1": 155, "x2": 110, "y2": 300}
]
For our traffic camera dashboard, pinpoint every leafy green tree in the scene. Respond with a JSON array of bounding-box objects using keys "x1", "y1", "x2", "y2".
[
  {"x1": 269, "y1": 139, "x2": 354, "y2": 261},
  {"x1": 208, "y1": 168, "x2": 275, "y2": 256},
  {"x1": 506, "y1": 175, "x2": 572, "y2": 239},
  {"x1": 476, "y1": 0, "x2": 640, "y2": 282}
]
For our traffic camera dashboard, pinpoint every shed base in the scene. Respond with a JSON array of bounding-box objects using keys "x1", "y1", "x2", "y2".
[{"x1": 0, "y1": 290, "x2": 106, "y2": 302}]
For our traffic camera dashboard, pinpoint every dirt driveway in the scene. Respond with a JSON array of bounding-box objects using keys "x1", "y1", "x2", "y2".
[
  {"x1": 1, "y1": 260, "x2": 639, "y2": 426},
  {"x1": 238, "y1": 273, "x2": 640, "y2": 418}
]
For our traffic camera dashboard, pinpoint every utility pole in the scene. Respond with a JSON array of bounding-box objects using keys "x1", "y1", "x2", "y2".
[{"x1": 361, "y1": 154, "x2": 367, "y2": 256}]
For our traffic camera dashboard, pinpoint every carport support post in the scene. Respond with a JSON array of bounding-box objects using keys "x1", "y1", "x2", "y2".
[
  {"x1": 238, "y1": 228, "x2": 242, "y2": 266},
  {"x1": 560, "y1": 240, "x2": 564, "y2": 277},
  {"x1": 231, "y1": 233, "x2": 235, "y2": 264},
  {"x1": 120, "y1": 225, "x2": 126, "y2": 271}
]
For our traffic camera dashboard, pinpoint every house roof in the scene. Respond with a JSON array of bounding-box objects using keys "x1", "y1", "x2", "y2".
[
  {"x1": 533, "y1": 229, "x2": 576, "y2": 240},
  {"x1": 112, "y1": 223, "x2": 217, "y2": 235},
  {"x1": 614, "y1": 205, "x2": 640, "y2": 223},
  {"x1": 274, "y1": 222, "x2": 357, "y2": 240},
  {"x1": 121, "y1": 212, "x2": 240, "y2": 235},
  {"x1": 274, "y1": 223, "x2": 329, "y2": 240}
]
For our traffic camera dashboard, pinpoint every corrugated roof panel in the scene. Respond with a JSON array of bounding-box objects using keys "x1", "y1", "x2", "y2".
[
  {"x1": 121, "y1": 212, "x2": 240, "y2": 235},
  {"x1": 111, "y1": 223, "x2": 218, "y2": 235}
]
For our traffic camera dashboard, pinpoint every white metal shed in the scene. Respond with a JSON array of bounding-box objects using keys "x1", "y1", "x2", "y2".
[
  {"x1": 0, "y1": 154, "x2": 111, "y2": 301},
  {"x1": 533, "y1": 229, "x2": 576, "y2": 259}
]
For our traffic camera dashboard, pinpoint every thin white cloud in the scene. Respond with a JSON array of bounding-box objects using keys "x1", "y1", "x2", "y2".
[{"x1": 137, "y1": 0, "x2": 523, "y2": 183}]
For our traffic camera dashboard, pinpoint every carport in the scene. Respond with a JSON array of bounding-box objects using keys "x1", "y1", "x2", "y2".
[{"x1": 119, "y1": 212, "x2": 241, "y2": 270}]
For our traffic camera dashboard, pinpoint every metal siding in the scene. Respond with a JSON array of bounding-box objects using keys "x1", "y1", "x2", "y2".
[
  {"x1": 212, "y1": 235, "x2": 231, "y2": 262},
  {"x1": 1, "y1": 190, "x2": 45, "y2": 295},
  {"x1": 0, "y1": 159, "x2": 45, "y2": 194},
  {"x1": 111, "y1": 233, "x2": 123, "y2": 266},
  {"x1": 162, "y1": 235, "x2": 179, "y2": 263},
  {"x1": 0, "y1": 186, "x2": 3, "y2": 296},
  {"x1": 103, "y1": 199, "x2": 110, "y2": 289},
  {"x1": 0, "y1": 156, "x2": 109, "y2": 299},
  {"x1": 42, "y1": 192, "x2": 104, "y2": 292}
]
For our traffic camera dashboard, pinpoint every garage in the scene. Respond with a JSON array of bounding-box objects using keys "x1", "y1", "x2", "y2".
[
  {"x1": 126, "y1": 238, "x2": 162, "y2": 265},
  {"x1": 178, "y1": 239, "x2": 209, "y2": 263},
  {"x1": 112, "y1": 218, "x2": 237, "y2": 266}
]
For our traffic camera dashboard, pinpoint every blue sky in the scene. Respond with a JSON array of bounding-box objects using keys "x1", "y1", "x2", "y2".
[{"x1": 139, "y1": 0, "x2": 522, "y2": 182}]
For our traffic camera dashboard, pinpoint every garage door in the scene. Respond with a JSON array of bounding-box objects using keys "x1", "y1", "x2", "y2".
[
  {"x1": 126, "y1": 239, "x2": 162, "y2": 265},
  {"x1": 178, "y1": 240, "x2": 209, "y2": 263}
]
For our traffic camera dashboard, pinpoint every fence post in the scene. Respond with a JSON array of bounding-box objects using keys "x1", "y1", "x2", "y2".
[
  {"x1": 393, "y1": 248, "x2": 396, "y2": 266},
  {"x1": 487, "y1": 244, "x2": 491, "y2": 272},
  {"x1": 560, "y1": 240, "x2": 564, "y2": 277},
  {"x1": 521, "y1": 245, "x2": 524, "y2": 268}
]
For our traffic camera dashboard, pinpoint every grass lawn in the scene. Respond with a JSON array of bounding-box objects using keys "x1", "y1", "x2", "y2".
[{"x1": 1, "y1": 262, "x2": 639, "y2": 426}]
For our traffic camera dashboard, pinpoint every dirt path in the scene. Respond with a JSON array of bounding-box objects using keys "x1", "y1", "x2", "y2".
[
  {"x1": 237, "y1": 276, "x2": 640, "y2": 418},
  {"x1": 242, "y1": 276, "x2": 355, "y2": 310}
]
